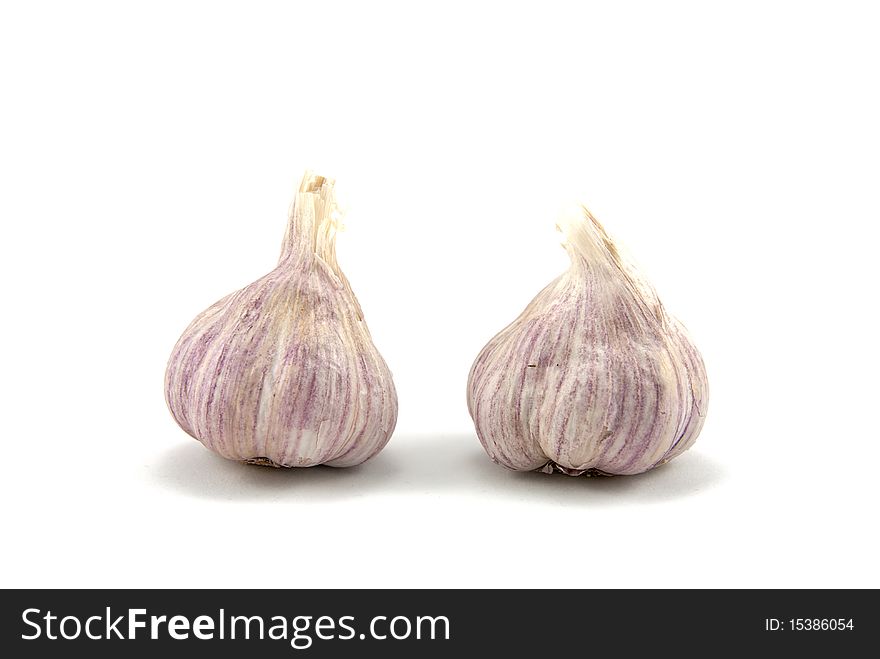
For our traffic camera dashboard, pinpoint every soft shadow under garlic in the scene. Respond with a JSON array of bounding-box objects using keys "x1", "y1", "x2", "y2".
[
  {"x1": 152, "y1": 441, "x2": 398, "y2": 502},
  {"x1": 505, "y1": 449, "x2": 725, "y2": 503},
  {"x1": 152, "y1": 434, "x2": 723, "y2": 504}
]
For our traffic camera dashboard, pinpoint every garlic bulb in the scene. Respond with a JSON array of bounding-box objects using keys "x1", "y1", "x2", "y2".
[
  {"x1": 165, "y1": 172, "x2": 397, "y2": 467},
  {"x1": 467, "y1": 206, "x2": 708, "y2": 476}
]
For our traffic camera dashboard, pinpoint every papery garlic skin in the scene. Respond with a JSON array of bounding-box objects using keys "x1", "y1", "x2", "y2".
[
  {"x1": 467, "y1": 206, "x2": 708, "y2": 476},
  {"x1": 165, "y1": 172, "x2": 397, "y2": 467}
]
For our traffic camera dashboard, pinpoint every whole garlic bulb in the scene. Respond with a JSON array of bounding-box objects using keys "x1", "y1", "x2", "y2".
[
  {"x1": 165, "y1": 172, "x2": 397, "y2": 467},
  {"x1": 467, "y1": 206, "x2": 708, "y2": 476}
]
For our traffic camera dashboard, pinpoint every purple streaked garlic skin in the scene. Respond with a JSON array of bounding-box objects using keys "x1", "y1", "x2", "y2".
[
  {"x1": 467, "y1": 206, "x2": 708, "y2": 476},
  {"x1": 165, "y1": 172, "x2": 397, "y2": 467}
]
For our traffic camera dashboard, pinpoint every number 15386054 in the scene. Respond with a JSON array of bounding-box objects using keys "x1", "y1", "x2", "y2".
[{"x1": 765, "y1": 618, "x2": 854, "y2": 631}]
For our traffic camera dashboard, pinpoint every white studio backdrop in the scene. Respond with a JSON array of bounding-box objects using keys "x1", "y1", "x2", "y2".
[{"x1": 1, "y1": 1, "x2": 878, "y2": 588}]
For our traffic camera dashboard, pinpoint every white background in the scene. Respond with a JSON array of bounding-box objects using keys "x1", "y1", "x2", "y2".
[{"x1": 1, "y1": 1, "x2": 878, "y2": 588}]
